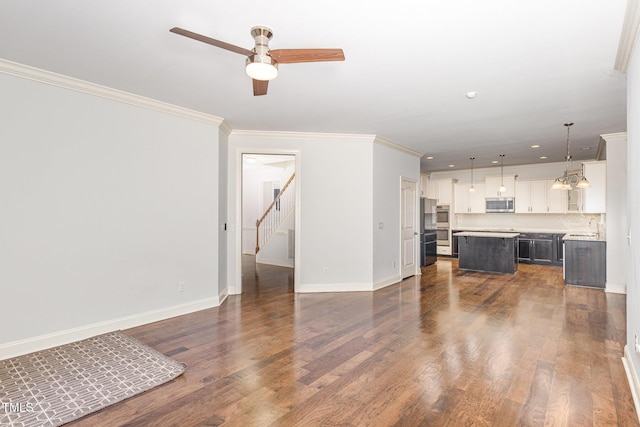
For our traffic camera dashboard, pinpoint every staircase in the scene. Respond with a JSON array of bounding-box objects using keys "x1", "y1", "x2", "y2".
[{"x1": 256, "y1": 173, "x2": 295, "y2": 254}]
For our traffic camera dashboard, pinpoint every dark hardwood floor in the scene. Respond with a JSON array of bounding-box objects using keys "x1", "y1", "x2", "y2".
[{"x1": 69, "y1": 256, "x2": 638, "y2": 426}]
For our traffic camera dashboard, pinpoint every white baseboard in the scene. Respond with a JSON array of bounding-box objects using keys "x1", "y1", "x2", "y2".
[
  {"x1": 296, "y1": 282, "x2": 374, "y2": 293},
  {"x1": 0, "y1": 296, "x2": 222, "y2": 361},
  {"x1": 623, "y1": 345, "x2": 640, "y2": 422},
  {"x1": 256, "y1": 257, "x2": 294, "y2": 268},
  {"x1": 606, "y1": 282, "x2": 627, "y2": 294},
  {"x1": 373, "y1": 275, "x2": 402, "y2": 291}
]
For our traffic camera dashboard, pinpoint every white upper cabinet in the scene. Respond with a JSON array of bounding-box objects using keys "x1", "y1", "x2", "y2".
[
  {"x1": 515, "y1": 181, "x2": 532, "y2": 213},
  {"x1": 485, "y1": 175, "x2": 516, "y2": 198},
  {"x1": 420, "y1": 174, "x2": 429, "y2": 197},
  {"x1": 546, "y1": 179, "x2": 565, "y2": 213},
  {"x1": 516, "y1": 180, "x2": 561, "y2": 213},
  {"x1": 428, "y1": 178, "x2": 455, "y2": 205},
  {"x1": 454, "y1": 183, "x2": 486, "y2": 213},
  {"x1": 582, "y1": 161, "x2": 606, "y2": 213}
]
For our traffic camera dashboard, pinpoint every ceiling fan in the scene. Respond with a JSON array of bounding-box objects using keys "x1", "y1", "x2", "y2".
[{"x1": 170, "y1": 26, "x2": 345, "y2": 96}]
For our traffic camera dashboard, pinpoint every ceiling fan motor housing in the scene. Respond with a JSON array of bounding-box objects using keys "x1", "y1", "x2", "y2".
[{"x1": 246, "y1": 26, "x2": 278, "y2": 80}]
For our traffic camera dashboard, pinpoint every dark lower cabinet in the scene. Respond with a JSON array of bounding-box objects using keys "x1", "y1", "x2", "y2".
[
  {"x1": 552, "y1": 234, "x2": 564, "y2": 264},
  {"x1": 518, "y1": 234, "x2": 554, "y2": 265},
  {"x1": 454, "y1": 230, "x2": 563, "y2": 266},
  {"x1": 564, "y1": 240, "x2": 606, "y2": 288},
  {"x1": 452, "y1": 230, "x2": 462, "y2": 258}
]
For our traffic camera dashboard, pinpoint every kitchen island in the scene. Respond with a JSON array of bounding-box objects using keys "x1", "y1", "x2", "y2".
[{"x1": 453, "y1": 231, "x2": 520, "y2": 274}]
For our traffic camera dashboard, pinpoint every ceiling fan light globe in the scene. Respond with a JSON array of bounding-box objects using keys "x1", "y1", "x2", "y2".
[{"x1": 246, "y1": 62, "x2": 278, "y2": 81}]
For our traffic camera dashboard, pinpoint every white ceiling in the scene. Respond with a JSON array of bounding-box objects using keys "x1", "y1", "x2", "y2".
[{"x1": 0, "y1": 1, "x2": 628, "y2": 172}]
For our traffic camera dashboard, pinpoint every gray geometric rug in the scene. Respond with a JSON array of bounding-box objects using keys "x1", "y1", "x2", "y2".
[{"x1": 0, "y1": 331, "x2": 186, "y2": 427}]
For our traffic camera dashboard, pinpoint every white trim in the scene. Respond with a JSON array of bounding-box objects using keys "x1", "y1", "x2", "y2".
[
  {"x1": 600, "y1": 132, "x2": 628, "y2": 143},
  {"x1": 605, "y1": 283, "x2": 627, "y2": 294},
  {"x1": 373, "y1": 275, "x2": 402, "y2": 291},
  {"x1": 296, "y1": 282, "x2": 375, "y2": 293},
  {"x1": 374, "y1": 135, "x2": 423, "y2": 157},
  {"x1": 623, "y1": 345, "x2": 640, "y2": 422},
  {"x1": 255, "y1": 257, "x2": 294, "y2": 268},
  {"x1": 616, "y1": 0, "x2": 640, "y2": 73},
  {"x1": 219, "y1": 120, "x2": 233, "y2": 135},
  {"x1": 0, "y1": 58, "x2": 224, "y2": 126},
  {"x1": 0, "y1": 297, "x2": 222, "y2": 361}
]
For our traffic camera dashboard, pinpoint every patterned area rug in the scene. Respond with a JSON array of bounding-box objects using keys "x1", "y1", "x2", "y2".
[{"x1": 0, "y1": 331, "x2": 186, "y2": 427}]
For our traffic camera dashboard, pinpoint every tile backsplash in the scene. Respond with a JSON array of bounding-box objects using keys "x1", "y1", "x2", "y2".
[{"x1": 453, "y1": 213, "x2": 605, "y2": 235}]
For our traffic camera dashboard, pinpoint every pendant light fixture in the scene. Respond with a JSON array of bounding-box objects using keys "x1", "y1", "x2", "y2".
[
  {"x1": 551, "y1": 123, "x2": 591, "y2": 190},
  {"x1": 469, "y1": 157, "x2": 476, "y2": 192},
  {"x1": 498, "y1": 154, "x2": 506, "y2": 193}
]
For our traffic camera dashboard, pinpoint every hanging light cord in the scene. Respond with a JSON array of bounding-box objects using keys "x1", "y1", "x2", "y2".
[{"x1": 564, "y1": 123, "x2": 573, "y2": 174}]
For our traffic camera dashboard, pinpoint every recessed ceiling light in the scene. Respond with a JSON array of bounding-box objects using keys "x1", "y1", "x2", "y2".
[
  {"x1": 491, "y1": 160, "x2": 499, "y2": 164},
  {"x1": 539, "y1": 156, "x2": 548, "y2": 159},
  {"x1": 426, "y1": 156, "x2": 434, "y2": 160},
  {"x1": 580, "y1": 146, "x2": 593, "y2": 151},
  {"x1": 448, "y1": 164, "x2": 455, "y2": 168},
  {"x1": 465, "y1": 91, "x2": 478, "y2": 99},
  {"x1": 531, "y1": 144, "x2": 541, "y2": 148}
]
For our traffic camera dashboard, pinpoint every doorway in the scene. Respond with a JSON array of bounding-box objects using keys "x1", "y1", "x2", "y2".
[{"x1": 241, "y1": 154, "x2": 296, "y2": 294}]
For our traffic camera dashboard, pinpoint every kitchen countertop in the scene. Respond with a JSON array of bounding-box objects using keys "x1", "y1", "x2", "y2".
[
  {"x1": 453, "y1": 231, "x2": 520, "y2": 238},
  {"x1": 562, "y1": 233, "x2": 606, "y2": 242},
  {"x1": 452, "y1": 226, "x2": 569, "y2": 234}
]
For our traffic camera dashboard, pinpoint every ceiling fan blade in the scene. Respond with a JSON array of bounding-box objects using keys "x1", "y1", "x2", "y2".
[
  {"x1": 253, "y1": 79, "x2": 269, "y2": 96},
  {"x1": 268, "y1": 48, "x2": 345, "y2": 64},
  {"x1": 170, "y1": 27, "x2": 254, "y2": 57}
]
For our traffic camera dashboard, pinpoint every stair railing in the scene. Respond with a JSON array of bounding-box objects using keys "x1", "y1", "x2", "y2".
[{"x1": 256, "y1": 173, "x2": 295, "y2": 253}]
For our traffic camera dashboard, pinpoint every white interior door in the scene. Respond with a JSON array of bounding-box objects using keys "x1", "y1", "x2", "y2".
[{"x1": 401, "y1": 178, "x2": 417, "y2": 279}]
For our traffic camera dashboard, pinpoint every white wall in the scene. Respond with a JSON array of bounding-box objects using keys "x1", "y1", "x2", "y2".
[
  {"x1": 228, "y1": 131, "x2": 377, "y2": 293},
  {"x1": 372, "y1": 139, "x2": 421, "y2": 286},
  {"x1": 625, "y1": 21, "x2": 640, "y2": 399},
  {"x1": 0, "y1": 71, "x2": 225, "y2": 354},
  {"x1": 602, "y1": 133, "x2": 627, "y2": 293}
]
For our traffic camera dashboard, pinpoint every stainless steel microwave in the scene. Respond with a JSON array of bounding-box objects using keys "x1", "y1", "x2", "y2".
[{"x1": 486, "y1": 197, "x2": 515, "y2": 213}]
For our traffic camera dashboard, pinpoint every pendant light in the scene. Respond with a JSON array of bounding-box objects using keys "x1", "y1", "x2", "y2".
[
  {"x1": 469, "y1": 157, "x2": 476, "y2": 192},
  {"x1": 498, "y1": 154, "x2": 506, "y2": 193},
  {"x1": 551, "y1": 123, "x2": 591, "y2": 190}
]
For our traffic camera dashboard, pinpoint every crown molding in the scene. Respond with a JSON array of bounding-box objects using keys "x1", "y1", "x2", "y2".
[
  {"x1": 615, "y1": 0, "x2": 640, "y2": 73},
  {"x1": 219, "y1": 120, "x2": 233, "y2": 136},
  {"x1": 600, "y1": 131, "x2": 627, "y2": 143},
  {"x1": 374, "y1": 135, "x2": 423, "y2": 157},
  {"x1": 0, "y1": 58, "x2": 225, "y2": 126}
]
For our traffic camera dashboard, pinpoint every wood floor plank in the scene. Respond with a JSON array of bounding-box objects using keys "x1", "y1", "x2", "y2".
[{"x1": 63, "y1": 256, "x2": 638, "y2": 426}]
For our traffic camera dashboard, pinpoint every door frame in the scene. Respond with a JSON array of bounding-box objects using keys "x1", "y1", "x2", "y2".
[
  {"x1": 400, "y1": 176, "x2": 419, "y2": 279},
  {"x1": 232, "y1": 147, "x2": 301, "y2": 294}
]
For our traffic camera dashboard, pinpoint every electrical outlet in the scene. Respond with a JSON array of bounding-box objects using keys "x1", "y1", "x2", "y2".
[
  {"x1": 392, "y1": 261, "x2": 396, "y2": 268},
  {"x1": 323, "y1": 267, "x2": 328, "y2": 275},
  {"x1": 178, "y1": 281, "x2": 186, "y2": 292},
  {"x1": 636, "y1": 334, "x2": 640, "y2": 353}
]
